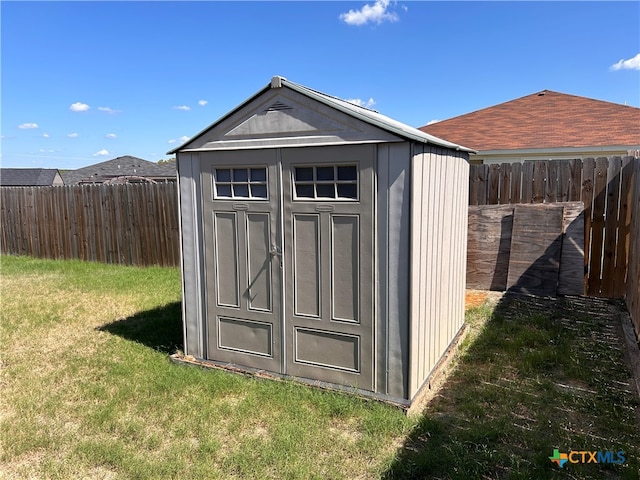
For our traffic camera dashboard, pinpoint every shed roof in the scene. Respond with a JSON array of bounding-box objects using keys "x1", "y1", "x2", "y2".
[
  {"x1": 419, "y1": 90, "x2": 640, "y2": 152},
  {"x1": 62, "y1": 156, "x2": 176, "y2": 185},
  {"x1": 169, "y1": 76, "x2": 474, "y2": 154},
  {"x1": 0, "y1": 168, "x2": 62, "y2": 186}
]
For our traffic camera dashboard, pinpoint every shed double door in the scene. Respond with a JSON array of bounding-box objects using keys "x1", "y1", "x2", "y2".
[{"x1": 202, "y1": 145, "x2": 374, "y2": 391}]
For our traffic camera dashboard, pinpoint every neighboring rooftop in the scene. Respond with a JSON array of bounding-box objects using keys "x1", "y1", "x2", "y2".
[
  {"x1": 61, "y1": 156, "x2": 176, "y2": 185},
  {"x1": 419, "y1": 90, "x2": 640, "y2": 152},
  {"x1": 0, "y1": 168, "x2": 64, "y2": 186}
]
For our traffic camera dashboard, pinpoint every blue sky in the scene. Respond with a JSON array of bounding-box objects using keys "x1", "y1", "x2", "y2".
[{"x1": 2, "y1": 1, "x2": 639, "y2": 170}]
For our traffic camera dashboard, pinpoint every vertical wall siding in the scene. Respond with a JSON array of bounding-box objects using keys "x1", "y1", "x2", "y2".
[
  {"x1": 409, "y1": 147, "x2": 469, "y2": 398},
  {"x1": 177, "y1": 153, "x2": 205, "y2": 359},
  {"x1": 376, "y1": 143, "x2": 412, "y2": 399}
]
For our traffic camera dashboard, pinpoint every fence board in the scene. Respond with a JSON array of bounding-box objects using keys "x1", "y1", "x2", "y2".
[
  {"x1": 0, "y1": 184, "x2": 180, "y2": 267},
  {"x1": 601, "y1": 157, "x2": 622, "y2": 297},
  {"x1": 615, "y1": 157, "x2": 635, "y2": 294},
  {"x1": 531, "y1": 160, "x2": 547, "y2": 203},
  {"x1": 626, "y1": 158, "x2": 640, "y2": 336},
  {"x1": 510, "y1": 162, "x2": 522, "y2": 204},
  {"x1": 587, "y1": 158, "x2": 609, "y2": 296},
  {"x1": 547, "y1": 160, "x2": 559, "y2": 203}
]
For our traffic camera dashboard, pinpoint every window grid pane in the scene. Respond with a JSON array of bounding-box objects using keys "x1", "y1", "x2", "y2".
[
  {"x1": 293, "y1": 165, "x2": 358, "y2": 201},
  {"x1": 214, "y1": 167, "x2": 267, "y2": 199}
]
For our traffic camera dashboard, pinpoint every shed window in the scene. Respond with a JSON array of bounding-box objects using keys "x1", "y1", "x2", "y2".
[
  {"x1": 214, "y1": 167, "x2": 268, "y2": 199},
  {"x1": 293, "y1": 165, "x2": 358, "y2": 200}
]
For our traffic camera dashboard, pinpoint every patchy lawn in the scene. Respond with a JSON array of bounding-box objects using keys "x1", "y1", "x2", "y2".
[
  {"x1": 385, "y1": 294, "x2": 640, "y2": 479},
  {"x1": 1, "y1": 256, "x2": 638, "y2": 479}
]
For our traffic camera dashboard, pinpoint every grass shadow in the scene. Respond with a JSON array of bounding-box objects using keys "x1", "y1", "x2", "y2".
[
  {"x1": 383, "y1": 293, "x2": 640, "y2": 479},
  {"x1": 97, "y1": 301, "x2": 183, "y2": 354}
]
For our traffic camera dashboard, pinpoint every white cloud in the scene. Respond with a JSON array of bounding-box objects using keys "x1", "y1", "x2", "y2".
[
  {"x1": 610, "y1": 53, "x2": 640, "y2": 71},
  {"x1": 339, "y1": 0, "x2": 399, "y2": 26},
  {"x1": 345, "y1": 97, "x2": 376, "y2": 109},
  {"x1": 42, "y1": 133, "x2": 50, "y2": 138},
  {"x1": 174, "y1": 105, "x2": 191, "y2": 111},
  {"x1": 169, "y1": 135, "x2": 191, "y2": 144},
  {"x1": 426, "y1": 119, "x2": 441, "y2": 125},
  {"x1": 93, "y1": 149, "x2": 110, "y2": 157},
  {"x1": 67, "y1": 133, "x2": 79, "y2": 138},
  {"x1": 18, "y1": 122, "x2": 39, "y2": 129},
  {"x1": 98, "y1": 106, "x2": 120, "y2": 114},
  {"x1": 198, "y1": 100, "x2": 208, "y2": 106},
  {"x1": 70, "y1": 102, "x2": 90, "y2": 112},
  {"x1": 106, "y1": 133, "x2": 117, "y2": 139}
]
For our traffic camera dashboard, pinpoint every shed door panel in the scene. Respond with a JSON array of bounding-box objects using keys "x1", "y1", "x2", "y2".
[
  {"x1": 282, "y1": 145, "x2": 374, "y2": 390},
  {"x1": 201, "y1": 150, "x2": 282, "y2": 372}
]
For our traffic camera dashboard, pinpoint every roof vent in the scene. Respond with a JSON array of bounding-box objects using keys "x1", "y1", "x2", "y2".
[
  {"x1": 537, "y1": 91, "x2": 546, "y2": 96},
  {"x1": 271, "y1": 76, "x2": 286, "y2": 88},
  {"x1": 265, "y1": 101, "x2": 292, "y2": 112}
]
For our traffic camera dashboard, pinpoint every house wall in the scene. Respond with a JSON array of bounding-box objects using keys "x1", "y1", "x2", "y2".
[
  {"x1": 375, "y1": 142, "x2": 411, "y2": 399},
  {"x1": 176, "y1": 153, "x2": 206, "y2": 358},
  {"x1": 409, "y1": 146, "x2": 469, "y2": 399},
  {"x1": 474, "y1": 147, "x2": 635, "y2": 165}
]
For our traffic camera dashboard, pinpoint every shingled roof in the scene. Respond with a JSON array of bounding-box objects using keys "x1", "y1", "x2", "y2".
[
  {"x1": 419, "y1": 90, "x2": 640, "y2": 152},
  {"x1": 0, "y1": 168, "x2": 63, "y2": 186},
  {"x1": 62, "y1": 156, "x2": 176, "y2": 185}
]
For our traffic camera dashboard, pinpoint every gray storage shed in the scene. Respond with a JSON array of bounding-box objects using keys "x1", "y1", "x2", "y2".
[{"x1": 170, "y1": 76, "x2": 472, "y2": 407}]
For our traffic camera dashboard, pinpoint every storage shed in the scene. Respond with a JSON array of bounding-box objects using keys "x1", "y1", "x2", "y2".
[{"x1": 170, "y1": 76, "x2": 473, "y2": 407}]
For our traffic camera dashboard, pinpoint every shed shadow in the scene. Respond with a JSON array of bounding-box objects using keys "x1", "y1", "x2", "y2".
[
  {"x1": 383, "y1": 234, "x2": 640, "y2": 478},
  {"x1": 97, "y1": 301, "x2": 183, "y2": 354}
]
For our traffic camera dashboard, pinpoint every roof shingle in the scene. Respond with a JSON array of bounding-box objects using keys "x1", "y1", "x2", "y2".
[
  {"x1": 0, "y1": 168, "x2": 62, "y2": 186},
  {"x1": 419, "y1": 90, "x2": 640, "y2": 152}
]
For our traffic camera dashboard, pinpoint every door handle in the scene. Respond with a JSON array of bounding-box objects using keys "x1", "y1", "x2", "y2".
[{"x1": 270, "y1": 245, "x2": 282, "y2": 257}]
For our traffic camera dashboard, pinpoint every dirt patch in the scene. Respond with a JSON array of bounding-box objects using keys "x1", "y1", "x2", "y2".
[{"x1": 465, "y1": 289, "x2": 504, "y2": 310}]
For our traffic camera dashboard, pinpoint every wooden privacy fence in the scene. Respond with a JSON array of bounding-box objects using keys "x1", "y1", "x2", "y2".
[
  {"x1": 469, "y1": 156, "x2": 638, "y2": 300},
  {"x1": 626, "y1": 158, "x2": 640, "y2": 336},
  {"x1": 0, "y1": 183, "x2": 180, "y2": 267}
]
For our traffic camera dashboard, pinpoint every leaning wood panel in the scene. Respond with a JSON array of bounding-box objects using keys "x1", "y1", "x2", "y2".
[
  {"x1": 557, "y1": 202, "x2": 585, "y2": 295},
  {"x1": 466, "y1": 205, "x2": 514, "y2": 291},
  {"x1": 507, "y1": 204, "x2": 564, "y2": 296}
]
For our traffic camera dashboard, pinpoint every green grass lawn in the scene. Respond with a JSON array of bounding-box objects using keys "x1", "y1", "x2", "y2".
[{"x1": 1, "y1": 256, "x2": 639, "y2": 479}]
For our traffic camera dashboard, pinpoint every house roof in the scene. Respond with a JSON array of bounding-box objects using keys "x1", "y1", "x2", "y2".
[
  {"x1": 419, "y1": 90, "x2": 640, "y2": 152},
  {"x1": 62, "y1": 156, "x2": 176, "y2": 185},
  {"x1": 0, "y1": 168, "x2": 62, "y2": 186},
  {"x1": 169, "y1": 76, "x2": 474, "y2": 154}
]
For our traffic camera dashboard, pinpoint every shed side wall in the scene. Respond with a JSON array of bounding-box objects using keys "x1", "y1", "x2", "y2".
[
  {"x1": 177, "y1": 153, "x2": 205, "y2": 358},
  {"x1": 409, "y1": 147, "x2": 469, "y2": 398},
  {"x1": 376, "y1": 143, "x2": 411, "y2": 399}
]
